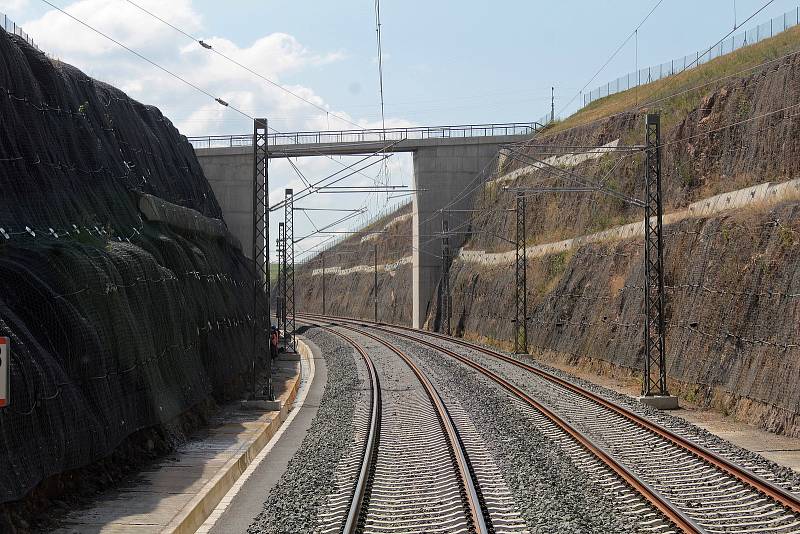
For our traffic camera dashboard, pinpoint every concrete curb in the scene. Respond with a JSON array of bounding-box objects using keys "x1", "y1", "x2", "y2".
[{"x1": 162, "y1": 345, "x2": 306, "y2": 534}]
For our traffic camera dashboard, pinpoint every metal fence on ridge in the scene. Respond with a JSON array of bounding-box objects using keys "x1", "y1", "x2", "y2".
[
  {"x1": 583, "y1": 5, "x2": 800, "y2": 107},
  {"x1": 1, "y1": 12, "x2": 39, "y2": 50}
]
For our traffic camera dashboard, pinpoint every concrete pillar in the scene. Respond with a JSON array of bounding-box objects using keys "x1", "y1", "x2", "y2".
[
  {"x1": 195, "y1": 149, "x2": 254, "y2": 258},
  {"x1": 411, "y1": 140, "x2": 501, "y2": 328}
]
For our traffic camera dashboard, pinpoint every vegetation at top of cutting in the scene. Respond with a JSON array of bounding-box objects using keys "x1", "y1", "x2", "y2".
[{"x1": 546, "y1": 25, "x2": 800, "y2": 136}]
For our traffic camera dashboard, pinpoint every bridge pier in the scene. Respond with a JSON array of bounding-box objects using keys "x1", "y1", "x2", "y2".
[{"x1": 411, "y1": 140, "x2": 503, "y2": 328}]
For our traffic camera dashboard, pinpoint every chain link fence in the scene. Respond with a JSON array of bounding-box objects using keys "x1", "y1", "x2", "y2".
[
  {"x1": 583, "y1": 5, "x2": 800, "y2": 107},
  {"x1": 1, "y1": 12, "x2": 38, "y2": 50}
]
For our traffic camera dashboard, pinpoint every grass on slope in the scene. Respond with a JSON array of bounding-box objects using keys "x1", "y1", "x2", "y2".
[{"x1": 545, "y1": 24, "x2": 800, "y2": 137}]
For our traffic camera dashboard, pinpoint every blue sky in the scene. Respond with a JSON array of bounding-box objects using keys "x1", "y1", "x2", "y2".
[{"x1": 2, "y1": 0, "x2": 799, "y2": 257}]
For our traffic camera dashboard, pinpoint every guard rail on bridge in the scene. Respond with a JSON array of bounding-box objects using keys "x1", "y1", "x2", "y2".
[{"x1": 187, "y1": 122, "x2": 541, "y2": 149}]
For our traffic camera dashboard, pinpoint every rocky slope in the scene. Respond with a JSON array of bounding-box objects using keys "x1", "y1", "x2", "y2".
[
  {"x1": 0, "y1": 28, "x2": 260, "y2": 504},
  {"x1": 296, "y1": 26, "x2": 800, "y2": 435}
]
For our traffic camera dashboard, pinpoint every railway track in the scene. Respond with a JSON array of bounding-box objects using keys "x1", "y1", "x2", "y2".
[
  {"x1": 300, "y1": 313, "x2": 800, "y2": 534},
  {"x1": 312, "y1": 324, "x2": 492, "y2": 533}
]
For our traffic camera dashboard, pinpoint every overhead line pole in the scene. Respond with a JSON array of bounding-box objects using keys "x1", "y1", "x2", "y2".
[
  {"x1": 252, "y1": 118, "x2": 273, "y2": 400},
  {"x1": 250, "y1": 118, "x2": 273, "y2": 400},
  {"x1": 277, "y1": 222, "x2": 285, "y2": 341},
  {"x1": 322, "y1": 252, "x2": 326, "y2": 316},
  {"x1": 642, "y1": 113, "x2": 669, "y2": 398},
  {"x1": 373, "y1": 243, "x2": 379, "y2": 323},
  {"x1": 514, "y1": 191, "x2": 528, "y2": 354},
  {"x1": 504, "y1": 116, "x2": 674, "y2": 406},
  {"x1": 441, "y1": 215, "x2": 452, "y2": 336},
  {"x1": 284, "y1": 189, "x2": 296, "y2": 352}
]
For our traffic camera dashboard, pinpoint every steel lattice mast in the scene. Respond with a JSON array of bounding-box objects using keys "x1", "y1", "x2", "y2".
[
  {"x1": 284, "y1": 188, "x2": 296, "y2": 352},
  {"x1": 251, "y1": 118, "x2": 272, "y2": 399},
  {"x1": 276, "y1": 222, "x2": 284, "y2": 336},
  {"x1": 321, "y1": 252, "x2": 326, "y2": 316},
  {"x1": 514, "y1": 190, "x2": 528, "y2": 354},
  {"x1": 279, "y1": 222, "x2": 287, "y2": 345},
  {"x1": 642, "y1": 113, "x2": 668, "y2": 397},
  {"x1": 440, "y1": 216, "x2": 451, "y2": 336}
]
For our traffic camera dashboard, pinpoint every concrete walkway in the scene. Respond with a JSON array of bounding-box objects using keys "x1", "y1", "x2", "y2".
[
  {"x1": 203, "y1": 337, "x2": 327, "y2": 533},
  {"x1": 51, "y1": 350, "x2": 305, "y2": 534}
]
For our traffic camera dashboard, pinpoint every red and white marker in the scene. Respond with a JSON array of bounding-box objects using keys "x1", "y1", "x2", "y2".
[{"x1": 0, "y1": 337, "x2": 8, "y2": 407}]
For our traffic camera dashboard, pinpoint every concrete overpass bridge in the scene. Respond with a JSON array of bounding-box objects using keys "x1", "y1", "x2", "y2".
[{"x1": 190, "y1": 122, "x2": 539, "y2": 328}]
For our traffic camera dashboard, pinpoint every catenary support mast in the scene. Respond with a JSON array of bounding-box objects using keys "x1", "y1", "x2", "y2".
[
  {"x1": 642, "y1": 113, "x2": 668, "y2": 396},
  {"x1": 252, "y1": 118, "x2": 272, "y2": 399}
]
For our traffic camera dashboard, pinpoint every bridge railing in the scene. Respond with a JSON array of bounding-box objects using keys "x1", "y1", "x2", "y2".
[{"x1": 187, "y1": 122, "x2": 541, "y2": 149}]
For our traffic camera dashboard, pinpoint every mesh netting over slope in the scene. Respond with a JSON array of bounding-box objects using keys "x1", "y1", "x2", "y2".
[{"x1": 0, "y1": 29, "x2": 261, "y2": 502}]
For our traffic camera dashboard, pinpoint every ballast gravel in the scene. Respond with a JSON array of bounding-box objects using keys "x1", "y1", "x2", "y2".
[
  {"x1": 386, "y1": 333, "x2": 640, "y2": 534},
  {"x1": 461, "y1": 336, "x2": 800, "y2": 494},
  {"x1": 247, "y1": 327, "x2": 362, "y2": 534}
]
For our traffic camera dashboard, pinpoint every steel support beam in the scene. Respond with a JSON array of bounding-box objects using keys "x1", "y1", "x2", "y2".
[
  {"x1": 642, "y1": 113, "x2": 668, "y2": 396},
  {"x1": 279, "y1": 222, "x2": 287, "y2": 344},
  {"x1": 514, "y1": 191, "x2": 528, "y2": 354},
  {"x1": 276, "y1": 222, "x2": 284, "y2": 338},
  {"x1": 440, "y1": 216, "x2": 451, "y2": 336},
  {"x1": 373, "y1": 243, "x2": 378, "y2": 323},
  {"x1": 284, "y1": 188, "x2": 296, "y2": 352},
  {"x1": 252, "y1": 118, "x2": 272, "y2": 399},
  {"x1": 321, "y1": 252, "x2": 326, "y2": 316}
]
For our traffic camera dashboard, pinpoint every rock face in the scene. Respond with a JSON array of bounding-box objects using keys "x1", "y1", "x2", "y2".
[
  {"x1": 0, "y1": 30, "x2": 260, "y2": 502},
  {"x1": 439, "y1": 35, "x2": 800, "y2": 436},
  {"x1": 297, "y1": 30, "x2": 800, "y2": 435},
  {"x1": 296, "y1": 204, "x2": 414, "y2": 325},
  {"x1": 445, "y1": 204, "x2": 800, "y2": 435}
]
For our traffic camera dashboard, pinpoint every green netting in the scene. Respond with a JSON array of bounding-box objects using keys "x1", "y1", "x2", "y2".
[{"x1": 0, "y1": 29, "x2": 262, "y2": 502}]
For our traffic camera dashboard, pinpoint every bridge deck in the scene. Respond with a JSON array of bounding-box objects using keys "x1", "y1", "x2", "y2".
[{"x1": 189, "y1": 122, "x2": 540, "y2": 156}]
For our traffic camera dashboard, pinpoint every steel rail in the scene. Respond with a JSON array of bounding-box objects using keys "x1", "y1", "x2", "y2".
[
  {"x1": 304, "y1": 318, "x2": 489, "y2": 533},
  {"x1": 304, "y1": 312, "x2": 800, "y2": 530},
  {"x1": 310, "y1": 316, "x2": 698, "y2": 533},
  {"x1": 314, "y1": 326, "x2": 381, "y2": 534},
  {"x1": 399, "y1": 326, "x2": 800, "y2": 517}
]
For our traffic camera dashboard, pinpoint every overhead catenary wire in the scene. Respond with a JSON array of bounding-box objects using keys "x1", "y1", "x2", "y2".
[
  {"x1": 121, "y1": 0, "x2": 406, "y2": 216},
  {"x1": 40, "y1": 0, "x2": 393, "y2": 201},
  {"x1": 557, "y1": 0, "x2": 665, "y2": 118},
  {"x1": 121, "y1": 0, "x2": 365, "y2": 131},
  {"x1": 39, "y1": 0, "x2": 252, "y2": 121},
  {"x1": 520, "y1": 0, "x2": 782, "y2": 147}
]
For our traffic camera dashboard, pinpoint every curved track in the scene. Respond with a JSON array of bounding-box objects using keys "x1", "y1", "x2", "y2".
[
  {"x1": 301, "y1": 313, "x2": 800, "y2": 533},
  {"x1": 312, "y1": 324, "x2": 489, "y2": 533}
]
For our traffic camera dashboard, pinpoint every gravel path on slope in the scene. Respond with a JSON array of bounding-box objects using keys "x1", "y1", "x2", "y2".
[
  {"x1": 247, "y1": 327, "x2": 362, "y2": 534},
  {"x1": 386, "y1": 333, "x2": 641, "y2": 534}
]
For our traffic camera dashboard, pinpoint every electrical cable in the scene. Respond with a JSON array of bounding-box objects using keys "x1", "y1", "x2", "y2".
[
  {"x1": 40, "y1": 0, "x2": 389, "y2": 196},
  {"x1": 557, "y1": 0, "x2": 664, "y2": 118},
  {"x1": 524, "y1": 0, "x2": 782, "y2": 145},
  {"x1": 122, "y1": 0, "x2": 365, "y2": 131}
]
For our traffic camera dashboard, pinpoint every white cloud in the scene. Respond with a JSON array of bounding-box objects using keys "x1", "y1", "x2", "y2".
[
  {"x1": 0, "y1": 0, "x2": 29, "y2": 14},
  {"x1": 20, "y1": 0, "x2": 413, "y2": 251}
]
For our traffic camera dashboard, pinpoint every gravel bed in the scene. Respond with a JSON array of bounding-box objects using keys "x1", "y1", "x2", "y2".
[
  {"x1": 451, "y1": 334, "x2": 800, "y2": 493},
  {"x1": 387, "y1": 327, "x2": 800, "y2": 493},
  {"x1": 385, "y1": 333, "x2": 640, "y2": 534},
  {"x1": 247, "y1": 327, "x2": 364, "y2": 533}
]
